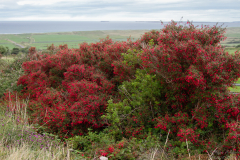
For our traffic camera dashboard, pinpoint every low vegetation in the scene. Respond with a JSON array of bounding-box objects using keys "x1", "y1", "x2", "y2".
[
  {"x1": 0, "y1": 21, "x2": 240, "y2": 159},
  {"x1": 0, "y1": 96, "x2": 80, "y2": 160}
]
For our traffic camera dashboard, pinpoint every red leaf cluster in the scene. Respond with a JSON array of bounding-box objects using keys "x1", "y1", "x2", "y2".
[
  {"x1": 13, "y1": 38, "x2": 134, "y2": 137},
  {"x1": 137, "y1": 21, "x2": 240, "y2": 156}
]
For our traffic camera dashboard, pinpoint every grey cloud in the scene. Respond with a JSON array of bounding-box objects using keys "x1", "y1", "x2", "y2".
[{"x1": 0, "y1": 0, "x2": 239, "y2": 21}]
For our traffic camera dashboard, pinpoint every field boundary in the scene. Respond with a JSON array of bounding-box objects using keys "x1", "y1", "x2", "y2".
[{"x1": 6, "y1": 39, "x2": 25, "y2": 48}]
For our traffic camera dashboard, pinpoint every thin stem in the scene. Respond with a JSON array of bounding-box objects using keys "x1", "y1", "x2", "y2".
[
  {"x1": 186, "y1": 139, "x2": 191, "y2": 160},
  {"x1": 161, "y1": 129, "x2": 170, "y2": 160}
]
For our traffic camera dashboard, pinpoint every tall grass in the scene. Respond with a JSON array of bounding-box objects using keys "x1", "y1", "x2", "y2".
[{"x1": 0, "y1": 94, "x2": 82, "y2": 160}]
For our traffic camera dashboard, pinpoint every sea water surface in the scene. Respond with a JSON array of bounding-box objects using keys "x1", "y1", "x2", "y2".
[{"x1": 0, "y1": 21, "x2": 240, "y2": 34}]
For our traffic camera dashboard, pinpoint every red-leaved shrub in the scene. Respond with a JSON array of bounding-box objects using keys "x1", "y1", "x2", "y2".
[
  {"x1": 13, "y1": 38, "x2": 135, "y2": 137},
  {"x1": 138, "y1": 21, "x2": 240, "y2": 157},
  {"x1": 4, "y1": 21, "x2": 240, "y2": 158},
  {"x1": 103, "y1": 21, "x2": 240, "y2": 158}
]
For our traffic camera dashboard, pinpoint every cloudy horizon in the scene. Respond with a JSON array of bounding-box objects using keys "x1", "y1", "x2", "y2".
[{"x1": 0, "y1": 0, "x2": 240, "y2": 22}]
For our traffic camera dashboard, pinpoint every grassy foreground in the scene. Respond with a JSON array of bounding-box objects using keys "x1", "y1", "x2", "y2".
[{"x1": 0, "y1": 96, "x2": 80, "y2": 160}]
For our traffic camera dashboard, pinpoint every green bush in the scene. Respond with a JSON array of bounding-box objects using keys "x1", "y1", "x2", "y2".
[
  {"x1": 103, "y1": 69, "x2": 163, "y2": 139},
  {"x1": 0, "y1": 55, "x2": 28, "y2": 98},
  {"x1": 235, "y1": 44, "x2": 240, "y2": 48},
  {"x1": 68, "y1": 129, "x2": 165, "y2": 159},
  {"x1": 0, "y1": 46, "x2": 7, "y2": 55},
  {"x1": 11, "y1": 48, "x2": 20, "y2": 55},
  {"x1": 20, "y1": 47, "x2": 29, "y2": 54}
]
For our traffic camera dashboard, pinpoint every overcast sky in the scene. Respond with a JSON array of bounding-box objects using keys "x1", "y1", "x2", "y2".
[{"x1": 0, "y1": 0, "x2": 240, "y2": 22}]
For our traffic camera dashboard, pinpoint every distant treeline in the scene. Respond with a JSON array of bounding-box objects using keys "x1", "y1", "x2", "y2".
[{"x1": 0, "y1": 45, "x2": 29, "y2": 55}]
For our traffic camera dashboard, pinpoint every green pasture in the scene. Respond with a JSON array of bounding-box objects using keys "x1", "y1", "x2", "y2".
[
  {"x1": 235, "y1": 79, "x2": 240, "y2": 84},
  {"x1": 0, "y1": 27, "x2": 239, "y2": 50},
  {"x1": 0, "y1": 39, "x2": 9, "y2": 43},
  {"x1": 229, "y1": 86, "x2": 240, "y2": 92},
  {"x1": 72, "y1": 30, "x2": 150, "y2": 40},
  {"x1": 30, "y1": 34, "x2": 96, "y2": 49},
  {"x1": 32, "y1": 34, "x2": 91, "y2": 42},
  {"x1": 225, "y1": 47, "x2": 240, "y2": 54},
  {"x1": 229, "y1": 78, "x2": 240, "y2": 92},
  {"x1": 6, "y1": 35, "x2": 29, "y2": 43},
  {"x1": 0, "y1": 37, "x2": 14, "y2": 47},
  {"x1": 30, "y1": 40, "x2": 99, "y2": 49},
  {"x1": 221, "y1": 27, "x2": 240, "y2": 47},
  {"x1": 0, "y1": 34, "x2": 30, "y2": 44},
  {"x1": 0, "y1": 39, "x2": 17, "y2": 48},
  {"x1": 0, "y1": 43, "x2": 17, "y2": 48},
  {"x1": 0, "y1": 30, "x2": 150, "y2": 50},
  {"x1": 225, "y1": 33, "x2": 240, "y2": 38}
]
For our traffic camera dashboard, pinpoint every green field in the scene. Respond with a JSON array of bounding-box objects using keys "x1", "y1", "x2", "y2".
[
  {"x1": 0, "y1": 39, "x2": 9, "y2": 43},
  {"x1": 221, "y1": 27, "x2": 240, "y2": 47},
  {"x1": 0, "y1": 43, "x2": 17, "y2": 49},
  {"x1": 30, "y1": 34, "x2": 94, "y2": 49},
  {"x1": 0, "y1": 39, "x2": 17, "y2": 48},
  {"x1": 5, "y1": 34, "x2": 30, "y2": 43},
  {"x1": 229, "y1": 86, "x2": 240, "y2": 92},
  {"x1": 228, "y1": 78, "x2": 240, "y2": 92},
  {"x1": 220, "y1": 27, "x2": 240, "y2": 55},
  {"x1": 225, "y1": 47, "x2": 240, "y2": 54},
  {"x1": 0, "y1": 30, "x2": 151, "y2": 50}
]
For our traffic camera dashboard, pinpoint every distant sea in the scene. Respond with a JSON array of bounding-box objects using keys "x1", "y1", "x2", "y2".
[{"x1": 0, "y1": 21, "x2": 240, "y2": 34}]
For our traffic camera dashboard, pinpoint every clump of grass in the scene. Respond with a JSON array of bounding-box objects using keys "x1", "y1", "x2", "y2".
[{"x1": 0, "y1": 95, "x2": 82, "y2": 160}]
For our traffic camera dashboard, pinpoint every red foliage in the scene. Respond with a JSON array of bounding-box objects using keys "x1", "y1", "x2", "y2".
[
  {"x1": 4, "y1": 21, "x2": 240, "y2": 157},
  {"x1": 78, "y1": 36, "x2": 133, "y2": 82},
  {"x1": 138, "y1": 21, "x2": 240, "y2": 156},
  {"x1": 15, "y1": 39, "x2": 134, "y2": 137}
]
